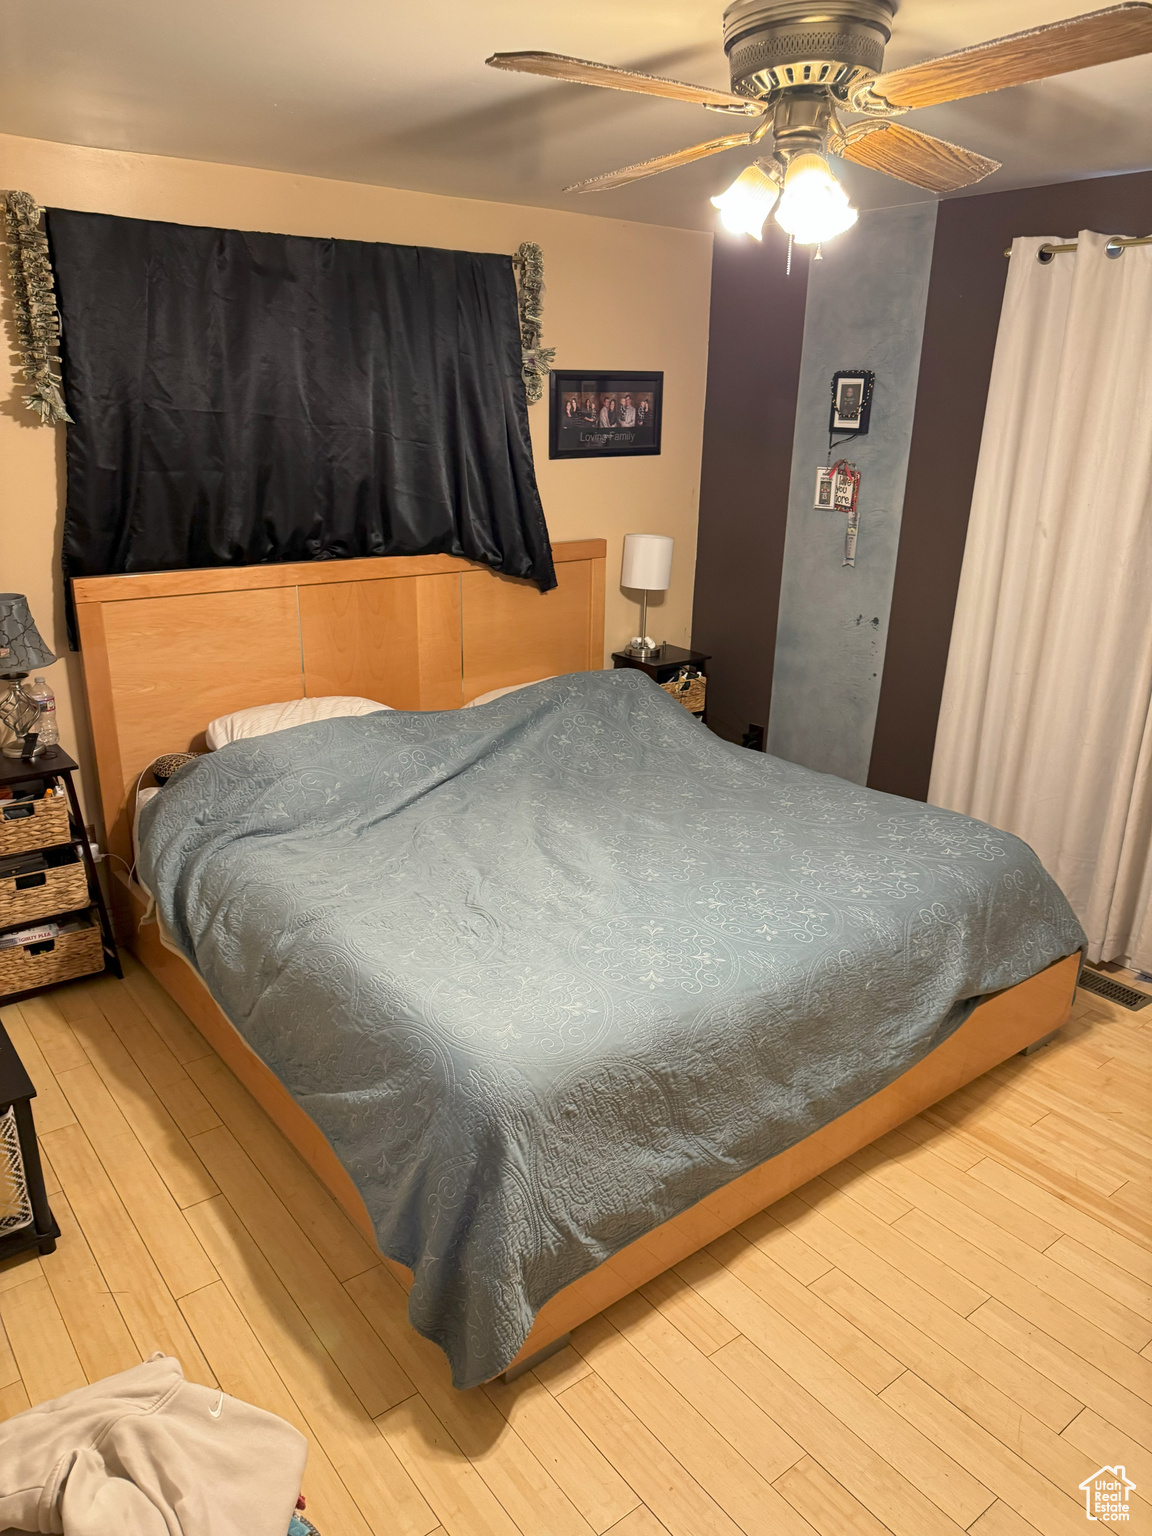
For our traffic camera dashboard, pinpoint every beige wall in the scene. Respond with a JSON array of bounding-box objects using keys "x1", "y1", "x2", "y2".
[{"x1": 0, "y1": 133, "x2": 712, "y2": 832}]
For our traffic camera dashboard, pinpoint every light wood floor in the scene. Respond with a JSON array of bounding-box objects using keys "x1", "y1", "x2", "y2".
[{"x1": 2, "y1": 957, "x2": 1150, "y2": 1536}]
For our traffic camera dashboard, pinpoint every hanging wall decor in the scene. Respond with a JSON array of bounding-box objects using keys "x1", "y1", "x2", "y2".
[
  {"x1": 512, "y1": 242, "x2": 556, "y2": 405},
  {"x1": 829, "y1": 369, "x2": 874, "y2": 437},
  {"x1": 549, "y1": 370, "x2": 663, "y2": 459},
  {"x1": 812, "y1": 459, "x2": 862, "y2": 567},
  {"x1": 831, "y1": 459, "x2": 862, "y2": 567},
  {"x1": 2, "y1": 191, "x2": 72, "y2": 426}
]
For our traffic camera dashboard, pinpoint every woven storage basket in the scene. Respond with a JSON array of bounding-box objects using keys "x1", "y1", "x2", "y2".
[
  {"x1": 660, "y1": 671, "x2": 706, "y2": 714},
  {"x1": 0, "y1": 858, "x2": 89, "y2": 928},
  {"x1": 0, "y1": 923, "x2": 104, "y2": 997},
  {"x1": 0, "y1": 1104, "x2": 33, "y2": 1232},
  {"x1": 0, "y1": 795, "x2": 70, "y2": 856}
]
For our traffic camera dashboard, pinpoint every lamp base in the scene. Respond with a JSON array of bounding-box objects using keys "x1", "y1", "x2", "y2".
[
  {"x1": 625, "y1": 637, "x2": 663, "y2": 660},
  {"x1": 0, "y1": 677, "x2": 44, "y2": 760},
  {"x1": 1, "y1": 739, "x2": 47, "y2": 760}
]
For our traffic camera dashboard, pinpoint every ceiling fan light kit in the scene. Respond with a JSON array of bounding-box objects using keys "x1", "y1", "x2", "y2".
[
  {"x1": 711, "y1": 162, "x2": 780, "y2": 238},
  {"x1": 775, "y1": 152, "x2": 858, "y2": 245},
  {"x1": 488, "y1": 2, "x2": 1152, "y2": 257}
]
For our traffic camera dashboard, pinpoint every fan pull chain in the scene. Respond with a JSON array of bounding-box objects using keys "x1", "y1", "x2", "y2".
[{"x1": 786, "y1": 233, "x2": 793, "y2": 276}]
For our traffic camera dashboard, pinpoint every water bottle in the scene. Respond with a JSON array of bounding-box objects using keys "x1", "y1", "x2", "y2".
[{"x1": 27, "y1": 676, "x2": 58, "y2": 748}]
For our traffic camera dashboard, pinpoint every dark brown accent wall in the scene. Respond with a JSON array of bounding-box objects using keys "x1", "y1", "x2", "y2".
[
  {"x1": 868, "y1": 169, "x2": 1152, "y2": 802},
  {"x1": 691, "y1": 225, "x2": 809, "y2": 743}
]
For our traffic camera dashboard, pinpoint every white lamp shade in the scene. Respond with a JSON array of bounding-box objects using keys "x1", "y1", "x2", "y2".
[{"x1": 621, "y1": 534, "x2": 673, "y2": 591}]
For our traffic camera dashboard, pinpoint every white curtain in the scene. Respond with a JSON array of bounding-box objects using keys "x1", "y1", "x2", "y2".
[{"x1": 931, "y1": 231, "x2": 1152, "y2": 970}]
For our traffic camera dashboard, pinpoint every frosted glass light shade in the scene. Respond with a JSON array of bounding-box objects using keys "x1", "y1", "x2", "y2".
[
  {"x1": 711, "y1": 163, "x2": 779, "y2": 240},
  {"x1": 621, "y1": 534, "x2": 673, "y2": 591},
  {"x1": 774, "y1": 153, "x2": 857, "y2": 247}
]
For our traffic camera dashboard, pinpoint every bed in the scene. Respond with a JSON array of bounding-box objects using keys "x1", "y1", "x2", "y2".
[{"x1": 73, "y1": 544, "x2": 1084, "y2": 1386}]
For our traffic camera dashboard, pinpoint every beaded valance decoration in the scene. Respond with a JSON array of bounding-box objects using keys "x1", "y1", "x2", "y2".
[
  {"x1": 512, "y1": 241, "x2": 556, "y2": 406},
  {"x1": 2, "y1": 191, "x2": 72, "y2": 425}
]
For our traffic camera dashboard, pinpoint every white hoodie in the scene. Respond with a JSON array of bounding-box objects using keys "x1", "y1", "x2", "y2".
[{"x1": 0, "y1": 1354, "x2": 307, "y2": 1536}]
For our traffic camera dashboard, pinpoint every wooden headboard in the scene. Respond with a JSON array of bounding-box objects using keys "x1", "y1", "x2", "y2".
[{"x1": 73, "y1": 540, "x2": 606, "y2": 865}]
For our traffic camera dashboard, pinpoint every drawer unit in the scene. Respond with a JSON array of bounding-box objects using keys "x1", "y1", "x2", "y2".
[
  {"x1": 611, "y1": 645, "x2": 711, "y2": 722},
  {"x1": 0, "y1": 749, "x2": 120, "y2": 1002},
  {"x1": 0, "y1": 853, "x2": 90, "y2": 929},
  {"x1": 0, "y1": 793, "x2": 69, "y2": 856},
  {"x1": 0, "y1": 918, "x2": 104, "y2": 996}
]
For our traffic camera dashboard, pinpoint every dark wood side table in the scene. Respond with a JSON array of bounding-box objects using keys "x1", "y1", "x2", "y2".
[
  {"x1": 0, "y1": 1016, "x2": 59, "y2": 1258},
  {"x1": 0, "y1": 748, "x2": 122, "y2": 1005},
  {"x1": 611, "y1": 645, "x2": 711, "y2": 720}
]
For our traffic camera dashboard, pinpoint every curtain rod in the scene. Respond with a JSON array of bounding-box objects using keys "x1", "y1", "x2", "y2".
[{"x1": 1004, "y1": 233, "x2": 1152, "y2": 259}]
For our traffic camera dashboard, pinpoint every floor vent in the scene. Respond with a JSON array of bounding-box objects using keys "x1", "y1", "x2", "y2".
[{"x1": 1077, "y1": 969, "x2": 1152, "y2": 1012}]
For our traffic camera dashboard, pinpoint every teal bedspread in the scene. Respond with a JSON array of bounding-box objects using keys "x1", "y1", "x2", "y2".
[{"x1": 139, "y1": 670, "x2": 1083, "y2": 1387}]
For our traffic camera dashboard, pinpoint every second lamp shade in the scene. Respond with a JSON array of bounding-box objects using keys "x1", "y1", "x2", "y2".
[{"x1": 621, "y1": 534, "x2": 673, "y2": 591}]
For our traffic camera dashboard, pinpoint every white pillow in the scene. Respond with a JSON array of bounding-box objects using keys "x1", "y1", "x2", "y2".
[
  {"x1": 464, "y1": 678, "x2": 554, "y2": 708},
  {"x1": 133, "y1": 785, "x2": 160, "y2": 857},
  {"x1": 206, "y1": 695, "x2": 391, "y2": 750}
]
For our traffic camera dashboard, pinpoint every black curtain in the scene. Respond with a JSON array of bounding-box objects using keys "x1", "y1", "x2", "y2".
[{"x1": 48, "y1": 209, "x2": 555, "y2": 634}]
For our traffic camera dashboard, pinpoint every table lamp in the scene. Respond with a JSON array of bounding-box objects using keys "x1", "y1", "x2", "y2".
[
  {"x1": 0, "y1": 594, "x2": 56, "y2": 759},
  {"x1": 621, "y1": 534, "x2": 674, "y2": 660}
]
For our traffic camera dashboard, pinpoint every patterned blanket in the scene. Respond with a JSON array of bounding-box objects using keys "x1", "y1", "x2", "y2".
[{"x1": 139, "y1": 670, "x2": 1083, "y2": 1386}]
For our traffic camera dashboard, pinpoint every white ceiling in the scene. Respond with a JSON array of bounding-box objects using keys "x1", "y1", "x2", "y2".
[{"x1": 3, "y1": 0, "x2": 1151, "y2": 230}]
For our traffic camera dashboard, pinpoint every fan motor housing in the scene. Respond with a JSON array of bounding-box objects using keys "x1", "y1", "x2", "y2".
[{"x1": 722, "y1": 0, "x2": 895, "y2": 100}]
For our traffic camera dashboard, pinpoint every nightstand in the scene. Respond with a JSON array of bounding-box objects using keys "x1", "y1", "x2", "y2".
[
  {"x1": 611, "y1": 645, "x2": 711, "y2": 720},
  {"x1": 0, "y1": 749, "x2": 122, "y2": 1005},
  {"x1": 0, "y1": 1017, "x2": 59, "y2": 1259}
]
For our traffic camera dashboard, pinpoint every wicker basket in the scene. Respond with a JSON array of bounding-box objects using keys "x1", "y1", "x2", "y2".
[
  {"x1": 660, "y1": 671, "x2": 707, "y2": 714},
  {"x1": 0, "y1": 794, "x2": 70, "y2": 856},
  {"x1": 0, "y1": 857, "x2": 89, "y2": 928},
  {"x1": 0, "y1": 923, "x2": 104, "y2": 997},
  {"x1": 0, "y1": 1104, "x2": 34, "y2": 1232}
]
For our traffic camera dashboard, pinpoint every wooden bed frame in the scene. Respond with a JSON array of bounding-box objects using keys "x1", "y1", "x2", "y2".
[
  {"x1": 72, "y1": 545, "x2": 1078, "y2": 1379},
  {"x1": 73, "y1": 541, "x2": 607, "y2": 871}
]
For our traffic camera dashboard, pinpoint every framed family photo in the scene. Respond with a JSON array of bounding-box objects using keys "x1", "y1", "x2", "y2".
[
  {"x1": 829, "y1": 369, "x2": 874, "y2": 435},
  {"x1": 549, "y1": 370, "x2": 663, "y2": 459}
]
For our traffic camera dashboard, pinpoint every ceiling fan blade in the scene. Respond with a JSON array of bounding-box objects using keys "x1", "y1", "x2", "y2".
[
  {"x1": 834, "y1": 121, "x2": 1001, "y2": 192},
  {"x1": 566, "y1": 133, "x2": 757, "y2": 192},
  {"x1": 864, "y1": 2, "x2": 1152, "y2": 111},
  {"x1": 486, "y1": 51, "x2": 763, "y2": 113}
]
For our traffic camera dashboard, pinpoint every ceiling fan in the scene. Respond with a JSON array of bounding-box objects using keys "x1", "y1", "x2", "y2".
[{"x1": 487, "y1": 2, "x2": 1152, "y2": 249}]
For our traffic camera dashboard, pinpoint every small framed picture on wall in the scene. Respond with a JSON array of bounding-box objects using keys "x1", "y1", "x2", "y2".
[
  {"x1": 549, "y1": 370, "x2": 663, "y2": 459},
  {"x1": 829, "y1": 369, "x2": 874, "y2": 435}
]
